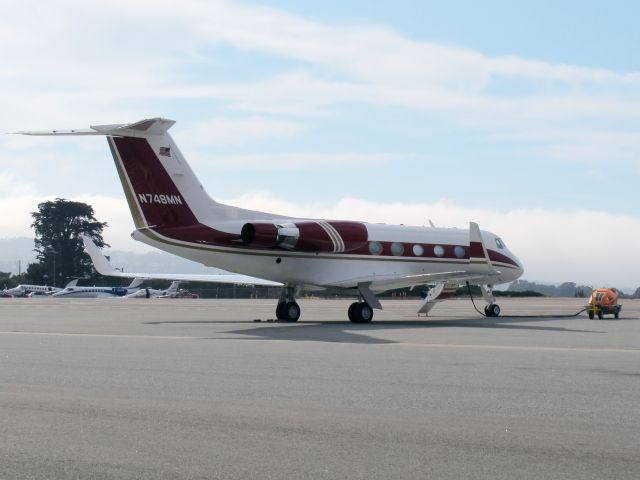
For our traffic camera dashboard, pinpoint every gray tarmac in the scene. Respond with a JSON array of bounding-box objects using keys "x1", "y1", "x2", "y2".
[{"x1": 0, "y1": 297, "x2": 639, "y2": 479}]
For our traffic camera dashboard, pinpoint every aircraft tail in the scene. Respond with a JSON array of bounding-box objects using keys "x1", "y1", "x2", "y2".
[
  {"x1": 104, "y1": 119, "x2": 215, "y2": 229},
  {"x1": 19, "y1": 118, "x2": 270, "y2": 230}
]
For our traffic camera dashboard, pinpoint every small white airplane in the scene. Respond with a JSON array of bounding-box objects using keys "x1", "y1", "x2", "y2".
[
  {"x1": 52, "y1": 278, "x2": 146, "y2": 298},
  {"x1": 19, "y1": 118, "x2": 524, "y2": 322},
  {"x1": 127, "y1": 281, "x2": 181, "y2": 299},
  {"x1": 3, "y1": 284, "x2": 63, "y2": 297}
]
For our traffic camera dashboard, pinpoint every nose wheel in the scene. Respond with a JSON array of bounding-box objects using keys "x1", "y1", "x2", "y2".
[
  {"x1": 484, "y1": 303, "x2": 501, "y2": 317},
  {"x1": 348, "y1": 302, "x2": 374, "y2": 323}
]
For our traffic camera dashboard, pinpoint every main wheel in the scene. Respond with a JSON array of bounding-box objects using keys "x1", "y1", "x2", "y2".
[
  {"x1": 348, "y1": 302, "x2": 359, "y2": 322},
  {"x1": 349, "y1": 303, "x2": 373, "y2": 323},
  {"x1": 487, "y1": 304, "x2": 501, "y2": 317},
  {"x1": 588, "y1": 310, "x2": 594, "y2": 320},
  {"x1": 484, "y1": 305, "x2": 490, "y2": 316},
  {"x1": 597, "y1": 309, "x2": 603, "y2": 320},
  {"x1": 276, "y1": 302, "x2": 286, "y2": 320},
  {"x1": 282, "y1": 301, "x2": 300, "y2": 322}
]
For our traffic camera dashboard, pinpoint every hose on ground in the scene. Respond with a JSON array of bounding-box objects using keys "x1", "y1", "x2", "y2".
[{"x1": 466, "y1": 283, "x2": 587, "y2": 318}]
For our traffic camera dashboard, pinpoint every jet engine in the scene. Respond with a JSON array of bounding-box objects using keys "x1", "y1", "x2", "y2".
[{"x1": 240, "y1": 221, "x2": 368, "y2": 253}]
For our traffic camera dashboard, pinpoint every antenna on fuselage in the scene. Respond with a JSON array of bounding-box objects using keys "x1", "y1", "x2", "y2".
[{"x1": 428, "y1": 220, "x2": 435, "y2": 227}]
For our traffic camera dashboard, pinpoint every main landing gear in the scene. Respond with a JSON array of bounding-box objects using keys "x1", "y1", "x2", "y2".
[
  {"x1": 276, "y1": 286, "x2": 300, "y2": 322},
  {"x1": 275, "y1": 286, "x2": 377, "y2": 323},
  {"x1": 348, "y1": 301, "x2": 374, "y2": 323}
]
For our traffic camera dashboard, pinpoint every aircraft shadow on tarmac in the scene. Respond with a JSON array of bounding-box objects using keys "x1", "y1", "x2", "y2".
[{"x1": 147, "y1": 316, "x2": 604, "y2": 345}]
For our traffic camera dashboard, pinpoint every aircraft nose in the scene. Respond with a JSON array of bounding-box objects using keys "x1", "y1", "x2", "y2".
[{"x1": 511, "y1": 255, "x2": 524, "y2": 279}]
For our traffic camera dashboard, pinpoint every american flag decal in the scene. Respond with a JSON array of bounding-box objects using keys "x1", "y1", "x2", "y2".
[{"x1": 159, "y1": 146, "x2": 171, "y2": 157}]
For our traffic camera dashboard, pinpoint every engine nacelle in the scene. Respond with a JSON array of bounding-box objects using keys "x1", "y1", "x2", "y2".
[{"x1": 241, "y1": 220, "x2": 368, "y2": 253}]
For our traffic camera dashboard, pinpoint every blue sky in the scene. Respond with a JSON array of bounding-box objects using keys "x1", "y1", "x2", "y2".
[{"x1": 0, "y1": 0, "x2": 639, "y2": 287}]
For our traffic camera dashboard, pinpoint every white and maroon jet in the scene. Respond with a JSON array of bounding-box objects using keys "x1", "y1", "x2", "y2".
[{"x1": 19, "y1": 118, "x2": 523, "y2": 322}]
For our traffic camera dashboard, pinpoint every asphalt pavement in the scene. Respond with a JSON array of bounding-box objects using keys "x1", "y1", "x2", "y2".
[{"x1": 0, "y1": 297, "x2": 638, "y2": 479}]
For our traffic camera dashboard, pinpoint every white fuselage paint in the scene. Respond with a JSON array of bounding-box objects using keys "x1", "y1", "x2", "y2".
[
  {"x1": 52, "y1": 286, "x2": 140, "y2": 298},
  {"x1": 133, "y1": 223, "x2": 523, "y2": 291}
]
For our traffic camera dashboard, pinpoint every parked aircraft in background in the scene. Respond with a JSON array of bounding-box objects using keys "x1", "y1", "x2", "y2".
[
  {"x1": 81, "y1": 235, "x2": 282, "y2": 287},
  {"x1": 127, "y1": 281, "x2": 180, "y2": 298},
  {"x1": 3, "y1": 283, "x2": 64, "y2": 297},
  {"x1": 20, "y1": 118, "x2": 524, "y2": 322},
  {"x1": 52, "y1": 278, "x2": 144, "y2": 298}
]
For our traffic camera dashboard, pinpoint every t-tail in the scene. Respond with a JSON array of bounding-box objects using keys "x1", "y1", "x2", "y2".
[{"x1": 18, "y1": 118, "x2": 273, "y2": 231}]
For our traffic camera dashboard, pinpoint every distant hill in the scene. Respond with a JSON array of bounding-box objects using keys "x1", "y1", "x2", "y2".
[
  {"x1": 0, "y1": 237, "x2": 36, "y2": 274},
  {"x1": 508, "y1": 280, "x2": 593, "y2": 297}
]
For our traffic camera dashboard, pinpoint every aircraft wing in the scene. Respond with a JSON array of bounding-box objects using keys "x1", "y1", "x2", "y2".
[
  {"x1": 331, "y1": 270, "x2": 501, "y2": 293},
  {"x1": 81, "y1": 236, "x2": 283, "y2": 287}
]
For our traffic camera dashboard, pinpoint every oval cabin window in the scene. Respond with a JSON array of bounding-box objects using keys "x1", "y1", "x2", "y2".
[
  {"x1": 369, "y1": 242, "x2": 383, "y2": 255},
  {"x1": 390, "y1": 242, "x2": 404, "y2": 256}
]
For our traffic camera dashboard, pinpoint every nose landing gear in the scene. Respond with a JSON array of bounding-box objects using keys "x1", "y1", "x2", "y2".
[
  {"x1": 484, "y1": 303, "x2": 501, "y2": 317},
  {"x1": 477, "y1": 283, "x2": 501, "y2": 318}
]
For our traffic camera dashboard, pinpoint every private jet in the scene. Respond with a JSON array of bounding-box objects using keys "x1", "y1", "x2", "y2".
[
  {"x1": 3, "y1": 284, "x2": 62, "y2": 297},
  {"x1": 52, "y1": 278, "x2": 144, "y2": 298},
  {"x1": 19, "y1": 118, "x2": 524, "y2": 322}
]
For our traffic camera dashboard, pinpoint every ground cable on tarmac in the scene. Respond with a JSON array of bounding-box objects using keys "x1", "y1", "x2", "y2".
[{"x1": 466, "y1": 283, "x2": 587, "y2": 318}]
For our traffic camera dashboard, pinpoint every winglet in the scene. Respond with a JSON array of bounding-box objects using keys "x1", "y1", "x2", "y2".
[
  {"x1": 82, "y1": 235, "x2": 122, "y2": 277},
  {"x1": 469, "y1": 222, "x2": 498, "y2": 274}
]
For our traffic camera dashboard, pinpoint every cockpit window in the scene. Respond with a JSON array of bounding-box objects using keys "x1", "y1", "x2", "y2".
[{"x1": 495, "y1": 238, "x2": 506, "y2": 249}]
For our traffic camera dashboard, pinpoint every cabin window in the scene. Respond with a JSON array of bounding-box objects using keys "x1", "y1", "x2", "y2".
[
  {"x1": 454, "y1": 246, "x2": 466, "y2": 258},
  {"x1": 433, "y1": 245, "x2": 445, "y2": 257},
  {"x1": 391, "y1": 242, "x2": 404, "y2": 256},
  {"x1": 369, "y1": 242, "x2": 383, "y2": 255},
  {"x1": 412, "y1": 244, "x2": 424, "y2": 256},
  {"x1": 495, "y1": 238, "x2": 505, "y2": 249}
]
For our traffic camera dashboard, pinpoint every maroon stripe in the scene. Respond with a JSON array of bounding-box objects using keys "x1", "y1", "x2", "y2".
[
  {"x1": 469, "y1": 241, "x2": 484, "y2": 258},
  {"x1": 328, "y1": 221, "x2": 368, "y2": 251},
  {"x1": 114, "y1": 137, "x2": 198, "y2": 227},
  {"x1": 295, "y1": 222, "x2": 334, "y2": 251},
  {"x1": 488, "y1": 250, "x2": 519, "y2": 267}
]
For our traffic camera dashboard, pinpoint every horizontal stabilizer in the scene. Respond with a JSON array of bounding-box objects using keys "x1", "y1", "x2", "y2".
[{"x1": 16, "y1": 118, "x2": 175, "y2": 138}]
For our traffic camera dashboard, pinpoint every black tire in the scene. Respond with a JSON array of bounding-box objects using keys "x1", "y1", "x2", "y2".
[
  {"x1": 275, "y1": 302, "x2": 286, "y2": 320},
  {"x1": 484, "y1": 305, "x2": 490, "y2": 316},
  {"x1": 488, "y1": 304, "x2": 501, "y2": 317},
  {"x1": 598, "y1": 310, "x2": 603, "y2": 320},
  {"x1": 283, "y1": 301, "x2": 300, "y2": 322},
  {"x1": 349, "y1": 303, "x2": 373, "y2": 323},
  {"x1": 588, "y1": 310, "x2": 594, "y2": 320},
  {"x1": 348, "y1": 302, "x2": 359, "y2": 322},
  {"x1": 614, "y1": 307, "x2": 620, "y2": 319}
]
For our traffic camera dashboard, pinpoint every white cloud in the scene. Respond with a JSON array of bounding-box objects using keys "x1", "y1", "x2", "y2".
[
  {"x1": 223, "y1": 192, "x2": 640, "y2": 289},
  {"x1": 178, "y1": 117, "x2": 306, "y2": 147},
  {"x1": 0, "y1": 194, "x2": 144, "y2": 253},
  {"x1": 189, "y1": 152, "x2": 408, "y2": 169},
  {"x1": 2, "y1": 0, "x2": 639, "y2": 167},
  {"x1": 2, "y1": 189, "x2": 638, "y2": 288}
]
